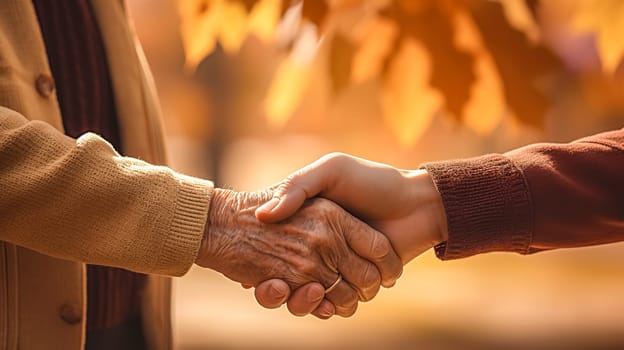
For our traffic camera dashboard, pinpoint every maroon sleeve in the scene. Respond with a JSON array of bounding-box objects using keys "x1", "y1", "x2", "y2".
[{"x1": 422, "y1": 129, "x2": 624, "y2": 260}]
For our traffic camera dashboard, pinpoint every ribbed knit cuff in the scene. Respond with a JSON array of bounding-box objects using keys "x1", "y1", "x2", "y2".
[
  {"x1": 154, "y1": 174, "x2": 214, "y2": 276},
  {"x1": 422, "y1": 154, "x2": 533, "y2": 260}
]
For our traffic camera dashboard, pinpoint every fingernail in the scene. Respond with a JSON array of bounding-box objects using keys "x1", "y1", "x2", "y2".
[
  {"x1": 307, "y1": 285, "x2": 324, "y2": 303},
  {"x1": 382, "y1": 280, "x2": 396, "y2": 288},
  {"x1": 318, "y1": 305, "x2": 334, "y2": 319},
  {"x1": 258, "y1": 197, "x2": 279, "y2": 213},
  {"x1": 269, "y1": 284, "x2": 286, "y2": 301}
]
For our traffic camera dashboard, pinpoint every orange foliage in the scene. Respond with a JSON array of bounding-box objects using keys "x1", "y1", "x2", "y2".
[
  {"x1": 177, "y1": 0, "x2": 622, "y2": 144},
  {"x1": 567, "y1": 0, "x2": 624, "y2": 73},
  {"x1": 381, "y1": 39, "x2": 440, "y2": 146}
]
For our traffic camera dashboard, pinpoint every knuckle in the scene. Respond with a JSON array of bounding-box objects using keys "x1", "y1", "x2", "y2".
[
  {"x1": 309, "y1": 232, "x2": 329, "y2": 249},
  {"x1": 392, "y1": 264, "x2": 403, "y2": 280},
  {"x1": 305, "y1": 233, "x2": 321, "y2": 249},
  {"x1": 273, "y1": 166, "x2": 310, "y2": 197},
  {"x1": 327, "y1": 284, "x2": 357, "y2": 307},
  {"x1": 274, "y1": 175, "x2": 296, "y2": 196},
  {"x1": 362, "y1": 264, "x2": 381, "y2": 290},
  {"x1": 312, "y1": 201, "x2": 343, "y2": 227},
  {"x1": 308, "y1": 236, "x2": 335, "y2": 264},
  {"x1": 337, "y1": 302, "x2": 358, "y2": 318},
  {"x1": 384, "y1": 252, "x2": 404, "y2": 284},
  {"x1": 312, "y1": 197, "x2": 335, "y2": 212},
  {"x1": 337, "y1": 292, "x2": 358, "y2": 309},
  {"x1": 370, "y1": 234, "x2": 391, "y2": 260},
  {"x1": 297, "y1": 260, "x2": 317, "y2": 278},
  {"x1": 319, "y1": 152, "x2": 347, "y2": 165}
]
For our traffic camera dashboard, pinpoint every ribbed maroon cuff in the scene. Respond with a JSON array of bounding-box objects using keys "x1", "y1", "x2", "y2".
[{"x1": 422, "y1": 154, "x2": 533, "y2": 260}]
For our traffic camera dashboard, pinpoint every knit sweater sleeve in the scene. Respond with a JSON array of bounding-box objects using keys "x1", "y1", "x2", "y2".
[
  {"x1": 422, "y1": 128, "x2": 624, "y2": 260},
  {"x1": 0, "y1": 107, "x2": 213, "y2": 276}
]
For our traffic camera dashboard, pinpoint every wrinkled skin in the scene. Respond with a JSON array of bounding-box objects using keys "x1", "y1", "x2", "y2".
[
  {"x1": 253, "y1": 153, "x2": 448, "y2": 318},
  {"x1": 195, "y1": 188, "x2": 403, "y2": 317}
]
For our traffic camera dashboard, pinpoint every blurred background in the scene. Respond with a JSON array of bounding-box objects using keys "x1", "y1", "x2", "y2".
[{"x1": 127, "y1": 0, "x2": 624, "y2": 348}]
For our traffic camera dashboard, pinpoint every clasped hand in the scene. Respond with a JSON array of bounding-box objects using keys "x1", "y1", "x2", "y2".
[
  {"x1": 197, "y1": 153, "x2": 447, "y2": 319},
  {"x1": 195, "y1": 187, "x2": 403, "y2": 318}
]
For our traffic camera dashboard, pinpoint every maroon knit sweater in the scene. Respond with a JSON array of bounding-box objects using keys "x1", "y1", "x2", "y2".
[
  {"x1": 32, "y1": 1, "x2": 146, "y2": 349},
  {"x1": 424, "y1": 129, "x2": 624, "y2": 259}
]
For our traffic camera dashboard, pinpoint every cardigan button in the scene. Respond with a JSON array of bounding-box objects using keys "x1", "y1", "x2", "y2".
[
  {"x1": 35, "y1": 73, "x2": 55, "y2": 97},
  {"x1": 59, "y1": 303, "x2": 82, "y2": 325}
]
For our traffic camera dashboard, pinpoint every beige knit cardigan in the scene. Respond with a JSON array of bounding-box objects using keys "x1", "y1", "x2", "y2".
[{"x1": 0, "y1": 1, "x2": 214, "y2": 349}]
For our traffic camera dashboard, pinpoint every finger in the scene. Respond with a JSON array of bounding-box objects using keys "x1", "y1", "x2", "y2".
[
  {"x1": 338, "y1": 254, "x2": 381, "y2": 302},
  {"x1": 241, "y1": 283, "x2": 253, "y2": 289},
  {"x1": 324, "y1": 279, "x2": 359, "y2": 317},
  {"x1": 311, "y1": 299, "x2": 336, "y2": 320},
  {"x1": 285, "y1": 283, "x2": 325, "y2": 316},
  {"x1": 254, "y1": 279, "x2": 290, "y2": 309},
  {"x1": 255, "y1": 161, "x2": 332, "y2": 223},
  {"x1": 343, "y1": 219, "x2": 403, "y2": 288},
  {"x1": 255, "y1": 187, "x2": 308, "y2": 223}
]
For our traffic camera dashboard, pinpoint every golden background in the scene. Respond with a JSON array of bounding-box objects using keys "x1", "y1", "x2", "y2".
[{"x1": 127, "y1": 1, "x2": 624, "y2": 348}]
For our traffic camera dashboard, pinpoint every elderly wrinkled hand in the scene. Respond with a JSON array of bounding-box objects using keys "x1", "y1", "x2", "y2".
[
  {"x1": 195, "y1": 188, "x2": 403, "y2": 317},
  {"x1": 252, "y1": 153, "x2": 448, "y2": 318}
]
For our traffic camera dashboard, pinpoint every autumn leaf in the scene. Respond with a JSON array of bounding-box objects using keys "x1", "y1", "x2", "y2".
[
  {"x1": 239, "y1": 0, "x2": 260, "y2": 11},
  {"x1": 351, "y1": 16, "x2": 399, "y2": 84},
  {"x1": 264, "y1": 57, "x2": 312, "y2": 127},
  {"x1": 248, "y1": 0, "x2": 283, "y2": 42},
  {"x1": 278, "y1": 0, "x2": 330, "y2": 28},
  {"x1": 380, "y1": 0, "x2": 477, "y2": 121},
  {"x1": 218, "y1": 1, "x2": 249, "y2": 53},
  {"x1": 301, "y1": 0, "x2": 330, "y2": 28},
  {"x1": 264, "y1": 23, "x2": 320, "y2": 126},
  {"x1": 178, "y1": 0, "x2": 249, "y2": 70},
  {"x1": 467, "y1": 0, "x2": 560, "y2": 127},
  {"x1": 523, "y1": 0, "x2": 539, "y2": 20},
  {"x1": 453, "y1": 10, "x2": 505, "y2": 135},
  {"x1": 329, "y1": 34, "x2": 356, "y2": 93},
  {"x1": 382, "y1": 38, "x2": 441, "y2": 146},
  {"x1": 178, "y1": 0, "x2": 571, "y2": 137},
  {"x1": 331, "y1": 0, "x2": 367, "y2": 11},
  {"x1": 178, "y1": 0, "x2": 221, "y2": 69},
  {"x1": 179, "y1": 0, "x2": 283, "y2": 71},
  {"x1": 567, "y1": 0, "x2": 624, "y2": 73},
  {"x1": 497, "y1": 0, "x2": 540, "y2": 43}
]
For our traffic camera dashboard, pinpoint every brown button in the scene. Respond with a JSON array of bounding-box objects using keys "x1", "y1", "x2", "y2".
[
  {"x1": 59, "y1": 303, "x2": 82, "y2": 325},
  {"x1": 35, "y1": 73, "x2": 55, "y2": 97}
]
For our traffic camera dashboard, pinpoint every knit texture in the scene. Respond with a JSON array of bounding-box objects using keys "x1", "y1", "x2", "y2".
[
  {"x1": 423, "y1": 128, "x2": 624, "y2": 259},
  {"x1": 31, "y1": 0, "x2": 146, "y2": 336},
  {"x1": 0, "y1": 108, "x2": 213, "y2": 276},
  {"x1": 423, "y1": 154, "x2": 533, "y2": 259},
  {"x1": 31, "y1": 0, "x2": 121, "y2": 151}
]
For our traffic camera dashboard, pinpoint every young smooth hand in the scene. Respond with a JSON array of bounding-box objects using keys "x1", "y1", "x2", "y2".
[{"x1": 252, "y1": 153, "x2": 449, "y2": 318}]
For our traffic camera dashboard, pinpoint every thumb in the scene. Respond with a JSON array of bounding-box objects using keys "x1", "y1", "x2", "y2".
[
  {"x1": 255, "y1": 179, "x2": 310, "y2": 223},
  {"x1": 255, "y1": 159, "x2": 332, "y2": 223}
]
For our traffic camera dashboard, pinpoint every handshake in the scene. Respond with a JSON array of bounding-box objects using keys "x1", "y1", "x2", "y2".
[{"x1": 195, "y1": 153, "x2": 448, "y2": 319}]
